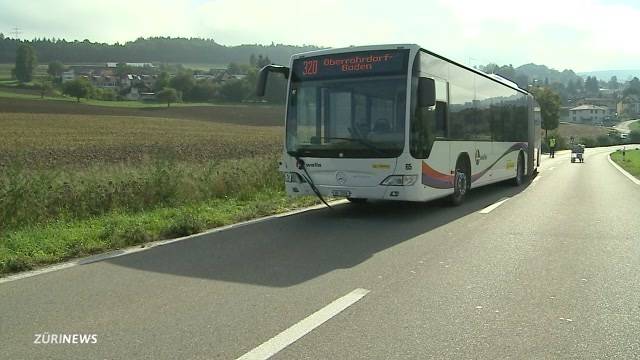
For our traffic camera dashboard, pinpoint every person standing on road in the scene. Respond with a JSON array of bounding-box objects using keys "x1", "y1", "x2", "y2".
[{"x1": 549, "y1": 137, "x2": 556, "y2": 158}]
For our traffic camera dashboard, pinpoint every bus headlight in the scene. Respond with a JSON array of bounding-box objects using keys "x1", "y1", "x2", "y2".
[
  {"x1": 380, "y1": 175, "x2": 418, "y2": 186},
  {"x1": 284, "y1": 172, "x2": 305, "y2": 183}
]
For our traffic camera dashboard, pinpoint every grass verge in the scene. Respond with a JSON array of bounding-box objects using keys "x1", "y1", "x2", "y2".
[
  {"x1": 0, "y1": 190, "x2": 318, "y2": 275},
  {"x1": 611, "y1": 149, "x2": 640, "y2": 178},
  {"x1": 0, "y1": 154, "x2": 323, "y2": 275}
]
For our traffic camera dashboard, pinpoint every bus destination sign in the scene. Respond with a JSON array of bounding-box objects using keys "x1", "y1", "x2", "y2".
[{"x1": 293, "y1": 49, "x2": 408, "y2": 80}]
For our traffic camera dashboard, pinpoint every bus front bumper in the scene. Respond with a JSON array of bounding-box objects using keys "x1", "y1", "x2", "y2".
[{"x1": 285, "y1": 182, "x2": 419, "y2": 201}]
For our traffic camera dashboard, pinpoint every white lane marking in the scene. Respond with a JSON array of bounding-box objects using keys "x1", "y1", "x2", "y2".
[
  {"x1": 0, "y1": 200, "x2": 349, "y2": 284},
  {"x1": 237, "y1": 288, "x2": 370, "y2": 360},
  {"x1": 479, "y1": 198, "x2": 510, "y2": 214},
  {"x1": 608, "y1": 154, "x2": 640, "y2": 186}
]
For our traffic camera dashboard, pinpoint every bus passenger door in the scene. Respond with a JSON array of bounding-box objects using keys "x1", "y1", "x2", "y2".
[{"x1": 413, "y1": 78, "x2": 450, "y2": 194}]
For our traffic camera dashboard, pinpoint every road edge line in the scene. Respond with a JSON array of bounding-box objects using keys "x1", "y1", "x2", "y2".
[
  {"x1": 0, "y1": 199, "x2": 348, "y2": 284},
  {"x1": 608, "y1": 153, "x2": 640, "y2": 186}
]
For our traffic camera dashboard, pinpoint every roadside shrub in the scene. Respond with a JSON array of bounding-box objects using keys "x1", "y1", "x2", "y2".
[
  {"x1": 94, "y1": 88, "x2": 117, "y2": 101},
  {"x1": 163, "y1": 211, "x2": 206, "y2": 238},
  {"x1": 579, "y1": 137, "x2": 597, "y2": 148},
  {"x1": 118, "y1": 225, "x2": 153, "y2": 246},
  {"x1": 596, "y1": 135, "x2": 612, "y2": 147},
  {"x1": 1, "y1": 255, "x2": 34, "y2": 273}
]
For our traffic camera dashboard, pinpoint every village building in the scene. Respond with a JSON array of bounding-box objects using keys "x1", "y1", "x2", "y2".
[{"x1": 568, "y1": 104, "x2": 608, "y2": 124}]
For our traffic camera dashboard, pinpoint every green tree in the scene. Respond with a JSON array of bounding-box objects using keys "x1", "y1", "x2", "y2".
[
  {"x1": 39, "y1": 77, "x2": 52, "y2": 99},
  {"x1": 14, "y1": 44, "x2": 37, "y2": 83},
  {"x1": 189, "y1": 80, "x2": 217, "y2": 101},
  {"x1": 156, "y1": 87, "x2": 178, "y2": 107},
  {"x1": 256, "y1": 55, "x2": 272, "y2": 68},
  {"x1": 567, "y1": 80, "x2": 576, "y2": 95},
  {"x1": 532, "y1": 87, "x2": 561, "y2": 139},
  {"x1": 227, "y1": 62, "x2": 242, "y2": 74},
  {"x1": 47, "y1": 61, "x2": 65, "y2": 78},
  {"x1": 115, "y1": 63, "x2": 134, "y2": 77},
  {"x1": 218, "y1": 79, "x2": 247, "y2": 102},
  {"x1": 169, "y1": 71, "x2": 194, "y2": 99},
  {"x1": 623, "y1": 77, "x2": 640, "y2": 97},
  {"x1": 585, "y1": 76, "x2": 600, "y2": 96},
  {"x1": 608, "y1": 76, "x2": 619, "y2": 91},
  {"x1": 63, "y1": 78, "x2": 93, "y2": 102},
  {"x1": 154, "y1": 71, "x2": 170, "y2": 91}
]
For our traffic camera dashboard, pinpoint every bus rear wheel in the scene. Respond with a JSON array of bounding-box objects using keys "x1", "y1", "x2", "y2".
[
  {"x1": 512, "y1": 152, "x2": 525, "y2": 186},
  {"x1": 449, "y1": 161, "x2": 469, "y2": 206}
]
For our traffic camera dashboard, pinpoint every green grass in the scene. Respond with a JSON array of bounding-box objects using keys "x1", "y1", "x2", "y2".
[
  {"x1": 0, "y1": 63, "x2": 48, "y2": 81},
  {"x1": 0, "y1": 89, "x2": 66, "y2": 101},
  {"x1": 611, "y1": 149, "x2": 640, "y2": 178},
  {"x1": 0, "y1": 156, "x2": 321, "y2": 275},
  {"x1": 630, "y1": 120, "x2": 640, "y2": 133},
  {"x1": 0, "y1": 155, "x2": 284, "y2": 230},
  {"x1": 0, "y1": 63, "x2": 13, "y2": 80},
  {"x1": 0, "y1": 191, "x2": 318, "y2": 274}
]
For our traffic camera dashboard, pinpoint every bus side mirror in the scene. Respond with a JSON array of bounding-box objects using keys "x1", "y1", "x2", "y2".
[
  {"x1": 418, "y1": 77, "x2": 436, "y2": 108},
  {"x1": 256, "y1": 64, "x2": 290, "y2": 97}
]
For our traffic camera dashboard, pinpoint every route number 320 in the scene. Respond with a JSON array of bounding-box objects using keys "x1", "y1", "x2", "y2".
[{"x1": 303, "y1": 60, "x2": 318, "y2": 75}]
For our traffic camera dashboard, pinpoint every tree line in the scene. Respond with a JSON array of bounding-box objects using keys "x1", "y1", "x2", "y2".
[
  {"x1": 10, "y1": 42, "x2": 287, "y2": 106},
  {"x1": 0, "y1": 35, "x2": 319, "y2": 65}
]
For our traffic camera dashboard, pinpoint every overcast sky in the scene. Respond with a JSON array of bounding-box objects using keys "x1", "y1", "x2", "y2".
[{"x1": 1, "y1": 0, "x2": 638, "y2": 72}]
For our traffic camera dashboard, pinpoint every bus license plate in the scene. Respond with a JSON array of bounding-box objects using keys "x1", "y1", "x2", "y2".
[{"x1": 332, "y1": 190, "x2": 351, "y2": 197}]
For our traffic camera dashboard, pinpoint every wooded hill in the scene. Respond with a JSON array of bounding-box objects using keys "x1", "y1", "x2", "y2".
[{"x1": 0, "y1": 35, "x2": 321, "y2": 65}]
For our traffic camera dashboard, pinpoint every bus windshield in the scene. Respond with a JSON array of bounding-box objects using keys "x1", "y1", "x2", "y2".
[{"x1": 286, "y1": 75, "x2": 408, "y2": 158}]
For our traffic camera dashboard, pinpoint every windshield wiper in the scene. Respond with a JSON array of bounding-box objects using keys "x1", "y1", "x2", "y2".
[{"x1": 317, "y1": 136, "x2": 388, "y2": 156}]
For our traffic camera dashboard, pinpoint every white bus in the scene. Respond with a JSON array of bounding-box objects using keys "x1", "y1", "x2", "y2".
[{"x1": 257, "y1": 44, "x2": 541, "y2": 205}]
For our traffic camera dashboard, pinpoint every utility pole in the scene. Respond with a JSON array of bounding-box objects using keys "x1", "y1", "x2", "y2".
[{"x1": 11, "y1": 27, "x2": 22, "y2": 39}]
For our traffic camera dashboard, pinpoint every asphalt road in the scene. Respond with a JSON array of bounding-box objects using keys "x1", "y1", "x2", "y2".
[
  {"x1": 614, "y1": 119, "x2": 639, "y2": 134},
  {"x1": 2, "y1": 146, "x2": 640, "y2": 359}
]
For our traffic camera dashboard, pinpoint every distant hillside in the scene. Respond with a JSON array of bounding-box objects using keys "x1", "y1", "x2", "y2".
[
  {"x1": 0, "y1": 36, "x2": 322, "y2": 65},
  {"x1": 478, "y1": 62, "x2": 582, "y2": 89},
  {"x1": 577, "y1": 69, "x2": 640, "y2": 81},
  {"x1": 515, "y1": 63, "x2": 582, "y2": 85}
]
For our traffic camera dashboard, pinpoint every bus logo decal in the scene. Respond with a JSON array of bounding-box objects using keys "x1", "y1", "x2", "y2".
[
  {"x1": 336, "y1": 171, "x2": 347, "y2": 185},
  {"x1": 475, "y1": 149, "x2": 487, "y2": 165}
]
